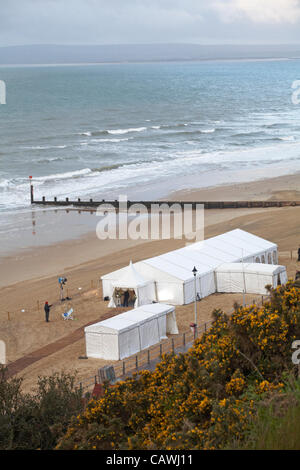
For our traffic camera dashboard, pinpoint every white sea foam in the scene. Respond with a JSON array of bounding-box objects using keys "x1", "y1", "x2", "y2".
[
  {"x1": 0, "y1": 179, "x2": 11, "y2": 189},
  {"x1": 2, "y1": 139, "x2": 300, "y2": 212},
  {"x1": 200, "y1": 129, "x2": 216, "y2": 134},
  {"x1": 107, "y1": 127, "x2": 147, "y2": 135},
  {"x1": 80, "y1": 137, "x2": 131, "y2": 145},
  {"x1": 90, "y1": 138, "x2": 131, "y2": 143},
  {"x1": 22, "y1": 144, "x2": 68, "y2": 150},
  {"x1": 279, "y1": 136, "x2": 295, "y2": 141},
  {"x1": 36, "y1": 157, "x2": 64, "y2": 163},
  {"x1": 34, "y1": 168, "x2": 93, "y2": 182},
  {"x1": 79, "y1": 131, "x2": 92, "y2": 136}
]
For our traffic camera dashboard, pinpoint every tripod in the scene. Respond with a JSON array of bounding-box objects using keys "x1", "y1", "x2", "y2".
[{"x1": 60, "y1": 283, "x2": 65, "y2": 302}]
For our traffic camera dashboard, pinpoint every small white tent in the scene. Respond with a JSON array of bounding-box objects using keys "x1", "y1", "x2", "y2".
[
  {"x1": 215, "y1": 263, "x2": 288, "y2": 295},
  {"x1": 104, "y1": 261, "x2": 156, "y2": 308},
  {"x1": 84, "y1": 303, "x2": 178, "y2": 360}
]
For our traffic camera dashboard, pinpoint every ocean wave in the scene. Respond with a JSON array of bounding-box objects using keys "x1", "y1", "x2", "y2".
[
  {"x1": 2, "y1": 138, "x2": 300, "y2": 211},
  {"x1": 34, "y1": 168, "x2": 93, "y2": 182},
  {"x1": 231, "y1": 131, "x2": 264, "y2": 138},
  {"x1": 140, "y1": 128, "x2": 218, "y2": 140},
  {"x1": 148, "y1": 124, "x2": 217, "y2": 135},
  {"x1": 90, "y1": 138, "x2": 131, "y2": 143},
  {"x1": 28, "y1": 163, "x2": 143, "y2": 183},
  {"x1": 36, "y1": 157, "x2": 65, "y2": 163},
  {"x1": 79, "y1": 137, "x2": 131, "y2": 145},
  {"x1": 262, "y1": 123, "x2": 286, "y2": 129},
  {"x1": 278, "y1": 136, "x2": 295, "y2": 141},
  {"x1": 152, "y1": 123, "x2": 189, "y2": 130},
  {"x1": 0, "y1": 179, "x2": 11, "y2": 189},
  {"x1": 264, "y1": 136, "x2": 297, "y2": 143},
  {"x1": 85, "y1": 123, "x2": 216, "y2": 138},
  {"x1": 190, "y1": 120, "x2": 222, "y2": 125},
  {"x1": 200, "y1": 129, "x2": 216, "y2": 134},
  {"x1": 91, "y1": 164, "x2": 126, "y2": 173},
  {"x1": 89, "y1": 127, "x2": 147, "y2": 137},
  {"x1": 107, "y1": 127, "x2": 147, "y2": 135},
  {"x1": 21, "y1": 144, "x2": 68, "y2": 150},
  {"x1": 78, "y1": 131, "x2": 92, "y2": 136}
]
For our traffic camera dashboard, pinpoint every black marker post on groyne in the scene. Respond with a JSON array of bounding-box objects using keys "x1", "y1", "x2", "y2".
[
  {"x1": 29, "y1": 175, "x2": 34, "y2": 204},
  {"x1": 29, "y1": 177, "x2": 300, "y2": 211}
]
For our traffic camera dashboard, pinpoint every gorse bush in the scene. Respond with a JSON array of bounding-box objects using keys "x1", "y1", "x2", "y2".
[
  {"x1": 57, "y1": 282, "x2": 300, "y2": 450},
  {"x1": 0, "y1": 369, "x2": 83, "y2": 450}
]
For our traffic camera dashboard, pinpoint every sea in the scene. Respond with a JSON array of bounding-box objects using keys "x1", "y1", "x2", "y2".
[{"x1": 0, "y1": 59, "x2": 300, "y2": 253}]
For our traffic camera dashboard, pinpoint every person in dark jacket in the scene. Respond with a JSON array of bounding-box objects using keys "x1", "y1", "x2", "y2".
[
  {"x1": 298, "y1": 247, "x2": 300, "y2": 262},
  {"x1": 123, "y1": 290, "x2": 130, "y2": 307},
  {"x1": 44, "y1": 301, "x2": 52, "y2": 322}
]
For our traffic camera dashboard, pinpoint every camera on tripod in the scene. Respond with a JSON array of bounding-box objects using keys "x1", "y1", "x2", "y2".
[
  {"x1": 58, "y1": 277, "x2": 67, "y2": 286},
  {"x1": 58, "y1": 277, "x2": 69, "y2": 301}
]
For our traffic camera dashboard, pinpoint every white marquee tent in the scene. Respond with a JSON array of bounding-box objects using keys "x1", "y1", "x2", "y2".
[
  {"x1": 215, "y1": 263, "x2": 288, "y2": 295},
  {"x1": 101, "y1": 229, "x2": 280, "y2": 306},
  {"x1": 104, "y1": 261, "x2": 156, "y2": 308},
  {"x1": 84, "y1": 303, "x2": 178, "y2": 360}
]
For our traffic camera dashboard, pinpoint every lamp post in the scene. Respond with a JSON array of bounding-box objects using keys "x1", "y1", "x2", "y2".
[{"x1": 192, "y1": 266, "x2": 198, "y2": 339}]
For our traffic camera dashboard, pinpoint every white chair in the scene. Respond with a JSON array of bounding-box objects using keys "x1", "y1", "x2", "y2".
[{"x1": 62, "y1": 308, "x2": 74, "y2": 320}]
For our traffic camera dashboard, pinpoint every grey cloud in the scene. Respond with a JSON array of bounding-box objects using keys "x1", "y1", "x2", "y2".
[{"x1": 0, "y1": 0, "x2": 299, "y2": 46}]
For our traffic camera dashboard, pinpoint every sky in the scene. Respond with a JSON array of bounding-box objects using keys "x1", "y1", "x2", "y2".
[{"x1": 1, "y1": 0, "x2": 300, "y2": 47}]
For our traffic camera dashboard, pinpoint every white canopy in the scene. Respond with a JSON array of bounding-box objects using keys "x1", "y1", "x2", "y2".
[
  {"x1": 111, "y1": 260, "x2": 149, "y2": 289},
  {"x1": 101, "y1": 229, "x2": 280, "y2": 305},
  {"x1": 106, "y1": 261, "x2": 156, "y2": 308},
  {"x1": 215, "y1": 263, "x2": 288, "y2": 295},
  {"x1": 84, "y1": 303, "x2": 178, "y2": 360}
]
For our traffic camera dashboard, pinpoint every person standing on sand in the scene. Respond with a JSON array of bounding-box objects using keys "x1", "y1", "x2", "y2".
[
  {"x1": 44, "y1": 301, "x2": 52, "y2": 322},
  {"x1": 298, "y1": 246, "x2": 300, "y2": 262}
]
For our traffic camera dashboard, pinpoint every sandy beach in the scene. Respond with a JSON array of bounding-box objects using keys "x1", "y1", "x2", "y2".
[
  {"x1": 1, "y1": 173, "x2": 300, "y2": 392},
  {"x1": 168, "y1": 171, "x2": 300, "y2": 202}
]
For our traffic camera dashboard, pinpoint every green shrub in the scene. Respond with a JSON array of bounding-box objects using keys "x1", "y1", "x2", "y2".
[{"x1": 0, "y1": 368, "x2": 83, "y2": 450}]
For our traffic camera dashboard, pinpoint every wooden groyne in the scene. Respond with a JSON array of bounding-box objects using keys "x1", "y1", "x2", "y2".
[{"x1": 29, "y1": 183, "x2": 300, "y2": 210}]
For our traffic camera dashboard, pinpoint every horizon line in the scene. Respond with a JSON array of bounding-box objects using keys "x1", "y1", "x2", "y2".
[{"x1": 1, "y1": 42, "x2": 300, "y2": 48}]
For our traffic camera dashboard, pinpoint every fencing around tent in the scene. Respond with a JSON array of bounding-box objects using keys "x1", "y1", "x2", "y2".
[
  {"x1": 215, "y1": 263, "x2": 288, "y2": 295},
  {"x1": 84, "y1": 303, "x2": 178, "y2": 360},
  {"x1": 101, "y1": 229, "x2": 280, "y2": 306}
]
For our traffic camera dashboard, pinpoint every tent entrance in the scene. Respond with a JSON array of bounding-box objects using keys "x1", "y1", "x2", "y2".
[
  {"x1": 112, "y1": 288, "x2": 136, "y2": 308},
  {"x1": 105, "y1": 261, "x2": 157, "y2": 308}
]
